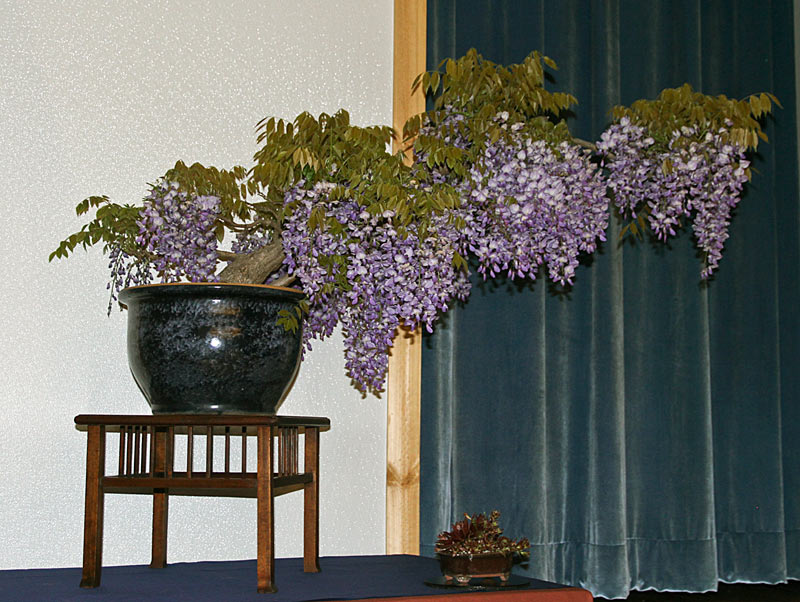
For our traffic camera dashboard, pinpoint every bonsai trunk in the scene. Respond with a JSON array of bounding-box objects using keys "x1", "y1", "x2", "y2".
[{"x1": 216, "y1": 240, "x2": 295, "y2": 287}]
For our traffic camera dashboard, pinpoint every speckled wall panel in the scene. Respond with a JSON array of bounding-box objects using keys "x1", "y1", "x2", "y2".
[{"x1": 0, "y1": 0, "x2": 392, "y2": 569}]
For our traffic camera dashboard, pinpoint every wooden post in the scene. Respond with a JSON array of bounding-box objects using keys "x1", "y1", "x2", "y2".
[
  {"x1": 150, "y1": 427, "x2": 170, "y2": 569},
  {"x1": 80, "y1": 424, "x2": 105, "y2": 588},
  {"x1": 303, "y1": 427, "x2": 320, "y2": 572},
  {"x1": 386, "y1": 0, "x2": 426, "y2": 556},
  {"x1": 256, "y1": 425, "x2": 276, "y2": 593}
]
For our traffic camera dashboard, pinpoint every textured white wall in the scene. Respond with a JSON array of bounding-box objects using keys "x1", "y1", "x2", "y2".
[{"x1": 0, "y1": 0, "x2": 392, "y2": 569}]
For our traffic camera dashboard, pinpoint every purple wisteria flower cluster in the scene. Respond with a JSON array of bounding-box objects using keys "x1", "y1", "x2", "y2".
[
  {"x1": 597, "y1": 117, "x2": 750, "y2": 278},
  {"x1": 418, "y1": 112, "x2": 609, "y2": 286},
  {"x1": 106, "y1": 244, "x2": 152, "y2": 314},
  {"x1": 231, "y1": 226, "x2": 271, "y2": 255},
  {"x1": 280, "y1": 181, "x2": 470, "y2": 392},
  {"x1": 266, "y1": 109, "x2": 610, "y2": 392},
  {"x1": 135, "y1": 180, "x2": 221, "y2": 283},
  {"x1": 460, "y1": 136, "x2": 608, "y2": 286}
]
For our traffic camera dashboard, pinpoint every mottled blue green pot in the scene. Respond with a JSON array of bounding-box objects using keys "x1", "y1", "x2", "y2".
[{"x1": 119, "y1": 283, "x2": 304, "y2": 415}]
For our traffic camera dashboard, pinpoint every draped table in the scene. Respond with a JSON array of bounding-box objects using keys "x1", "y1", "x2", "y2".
[{"x1": 1, "y1": 555, "x2": 592, "y2": 600}]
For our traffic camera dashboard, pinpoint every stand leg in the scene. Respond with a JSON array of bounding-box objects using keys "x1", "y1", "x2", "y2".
[
  {"x1": 151, "y1": 489, "x2": 169, "y2": 568},
  {"x1": 151, "y1": 428, "x2": 170, "y2": 568},
  {"x1": 80, "y1": 425, "x2": 105, "y2": 588},
  {"x1": 256, "y1": 425, "x2": 276, "y2": 593},
  {"x1": 303, "y1": 427, "x2": 320, "y2": 572}
]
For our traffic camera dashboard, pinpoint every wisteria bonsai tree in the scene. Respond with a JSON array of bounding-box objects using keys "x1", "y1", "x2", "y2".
[{"x1": 51, "y1": 49, "x2": 776, "y2": 395}]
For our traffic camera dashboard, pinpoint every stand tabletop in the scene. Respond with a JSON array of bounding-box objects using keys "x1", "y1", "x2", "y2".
[{"x1": 75, "y1": 414, "x2": 331, "y2": 430}]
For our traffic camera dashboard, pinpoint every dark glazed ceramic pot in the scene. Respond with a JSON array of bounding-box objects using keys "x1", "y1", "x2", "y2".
[
  {"x1": 438, "y1": 553, "x2": 513, "y2": 585},
  {"x1": 119, "y1": 283, "x2": 304, "y2": 414}
]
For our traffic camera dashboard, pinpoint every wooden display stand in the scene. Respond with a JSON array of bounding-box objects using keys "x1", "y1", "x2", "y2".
[{"x1": 75, "y1": 414, "x2": 330, "y2": 594}]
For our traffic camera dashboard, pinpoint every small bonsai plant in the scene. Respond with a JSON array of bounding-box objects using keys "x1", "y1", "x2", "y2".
[
  {"x1": 435, "y1": 510, "x2": 529, "y2": 584},
  {"x1": 50, "y1": 49, "x2": 776, "y2": 396},
  {"x1": 435, "y1": 510, "x2": 530, "y2": 559}
]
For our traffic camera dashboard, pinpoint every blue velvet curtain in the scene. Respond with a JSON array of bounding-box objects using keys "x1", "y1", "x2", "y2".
[{"x1": 419, "y1": 1, "x2": 800, "y2": 598}]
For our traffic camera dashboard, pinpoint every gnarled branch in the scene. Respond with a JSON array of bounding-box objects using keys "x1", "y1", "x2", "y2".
[
  {"x1": 571, "y1": 136, "x2": 599, "y2": 153},
  {"x1": 217, "y1": 240, "x2": 286, "y2": 284},
  {"x1": 217, "y1": 250, "x2": 240, "y2": 262}
]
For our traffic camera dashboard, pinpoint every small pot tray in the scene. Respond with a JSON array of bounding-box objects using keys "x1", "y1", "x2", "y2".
[{"x1": 424, "y1": 574, "x2": 531, "y2": 590}]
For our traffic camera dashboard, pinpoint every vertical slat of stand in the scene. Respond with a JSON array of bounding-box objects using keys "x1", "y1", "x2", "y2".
[
  {"x1": 133, "y1": 427, "x2": 141, "y2": 476},
  {"x1": 80, "y1": 424, "x2": 105, "y2": 588},
  {"x1": 387, "y1": 0, "x2": 426, "y2": 556},
  {"x1": 256, "y1": 425, "x2": 276, "y2": 593},
  {"x1": 292, "y1": 428, "x2": 298, "y2": 475},
  {"x1": 241, "y1": 427, "x2": 247, "y2": 474},
  {"x1": 281, "y1": 429, "x2": 290, "y2": 476},
  {"x1": 187, "y1": 426, "x2": 194, "y2": 478},
  {"x1": 290, "y1": 429, "x2": 294, "y2": 474},
  {"x1": 167, "y1": 427, "x2": 174, "y2": 478},
  {"x1": 303, "y1": 427, "x2": 320, "y2": 572},
  {"x1": 125, "y1": 426, "x2": 133, "y2": 476},
  {"x1": 151, "y1": 426, "x2": 169, "y2": 569},
  {"x1": 118, "y1": 429, "x2": 125, "y2": 476},
  {"x1": 149, "y1": 426, "x2": 156, "y2": 477},
  {"x1": 283, "y1": 428, "x2": 294, "y2": 475},
  {"x1": 140, "y1": 427, "x2": 148, "y2": 474},
  {"x1": 206, "y1": 426, "x2": 213, "y2": 477},
  {"x1": 139, "y1": 428, "x2": 144, "y2": 475},
  {"x1": 278, "y1": 428, "x2": 284, "y2": 476},
  {"x1": 224, "y1": 427, "x2": 231, "y2": 475},
  {"x1": 284, "y1": 429, "x2": 290, "y2": 475}
]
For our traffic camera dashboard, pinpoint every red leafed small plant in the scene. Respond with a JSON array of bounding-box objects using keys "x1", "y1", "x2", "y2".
[{"x1": 435, "y1": 511, "x2": 530, "y2": 558}]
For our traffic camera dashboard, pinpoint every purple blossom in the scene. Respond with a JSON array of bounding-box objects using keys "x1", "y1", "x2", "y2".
[
  {"x1": 106, "y1": 244, "x2": 152, "y2": 314},
  {"x1": 281, "y1": 181, "x2": 470, "y2": 393},
  {"x1": 134, "y1": 180, "x2": 221, "y2": 283},
  {"x1": 282, "y1": 111, "x2": 611, "y2": 393},
  {"x1": 458, "y1": 135, "x2": 609, "y2": 286},
  {"x1": 231, "y1": 225, "x2": 272, "y2": 255},
  {"x1": 598, "y1": 118, "x2": 749, "y2": 277}
]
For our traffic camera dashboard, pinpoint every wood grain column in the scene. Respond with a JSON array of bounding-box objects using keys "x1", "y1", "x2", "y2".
[
  {"x1": 150, "y1": 427, "x2": 170, "y2": 569},
  {"x1": 386, "y1": 0, "x2": 426, "y2": 556},
  {"x1": 303, "y1": 427, "x2": 320, "y2": 572},
  {"x1": 80, "y1": 424, "x2": 105, "y2": 588},
  {"x1": 256, "y1": 425, "x2": 276, "y2": 593}
]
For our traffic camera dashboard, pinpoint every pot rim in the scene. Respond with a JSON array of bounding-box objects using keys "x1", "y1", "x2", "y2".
[{"x1": 119, "y1": 281, "x2": 305, "y2": 304}]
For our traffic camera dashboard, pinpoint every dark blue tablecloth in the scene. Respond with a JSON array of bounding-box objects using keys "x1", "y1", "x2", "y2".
[{"x1": 0, "y1": 554, "x2": 576, "y2": 601}]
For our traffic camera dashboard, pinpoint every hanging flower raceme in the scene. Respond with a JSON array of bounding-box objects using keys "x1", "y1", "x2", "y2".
[
  {"x1": 135, "y1": 180, "x2": 221, "y2": 283},
  {"x1": 418, "y1": 112, "x2": 609, "y2": 287},
  {"x1": 280, "y1": 181, "x2": 470, "y2": 393},
  {"x1": 106, "y1": 244, "x2": 152, "y2": 314},
  {"x1": 461, "y1": 136, "x2": 608, "y2": 286},
  {"x1": 598, "y1": 117, "x2": 750, "y2": 278}
]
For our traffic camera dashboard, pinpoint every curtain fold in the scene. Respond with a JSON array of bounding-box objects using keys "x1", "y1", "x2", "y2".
[{"x1": 420, "y1": 1, "x2": 800, "y2": 598}]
